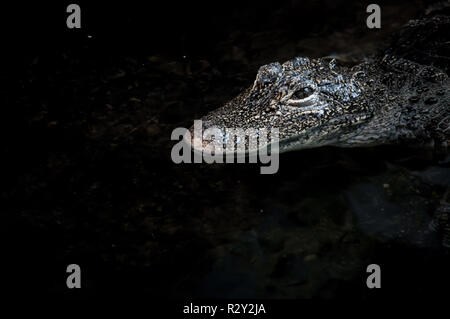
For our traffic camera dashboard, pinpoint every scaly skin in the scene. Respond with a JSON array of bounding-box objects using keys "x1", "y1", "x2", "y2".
[
  {"x1": 190, "y1": 15, "x2": 449, "y2": 153},
  {"x1": 197, "y1": 55, "x2": 448, "y2": 153}
]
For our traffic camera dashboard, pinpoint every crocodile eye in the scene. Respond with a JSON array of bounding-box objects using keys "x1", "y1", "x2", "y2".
[
  {"x1": 291, "y1": 87, "x2": 314, "y2": 99},
  {"x1": 285, "y1": 86, "x2": 316, "y2": 106}
]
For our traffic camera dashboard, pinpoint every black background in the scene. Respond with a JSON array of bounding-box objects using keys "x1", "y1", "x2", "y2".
[{"x1": 1, "y1": 0, "x2": 449, "y2": 303}]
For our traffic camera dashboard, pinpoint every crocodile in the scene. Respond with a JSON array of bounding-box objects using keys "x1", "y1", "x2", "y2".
[
  {"x1": 190, "y1": 16, "x2": 449, "y2": 155},
  {"x1": 186, "y1": 13, "x2": 450, "y2": 246}
]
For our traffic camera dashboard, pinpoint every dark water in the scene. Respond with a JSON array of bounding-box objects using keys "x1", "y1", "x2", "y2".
[{"x1": 2, "y1": 0, "x2": 449, "y2": 299}]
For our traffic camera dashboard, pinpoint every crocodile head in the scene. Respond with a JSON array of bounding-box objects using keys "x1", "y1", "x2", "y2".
[{"x1": 186, "y1": 57, "x2": 375, "y2": 154}]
